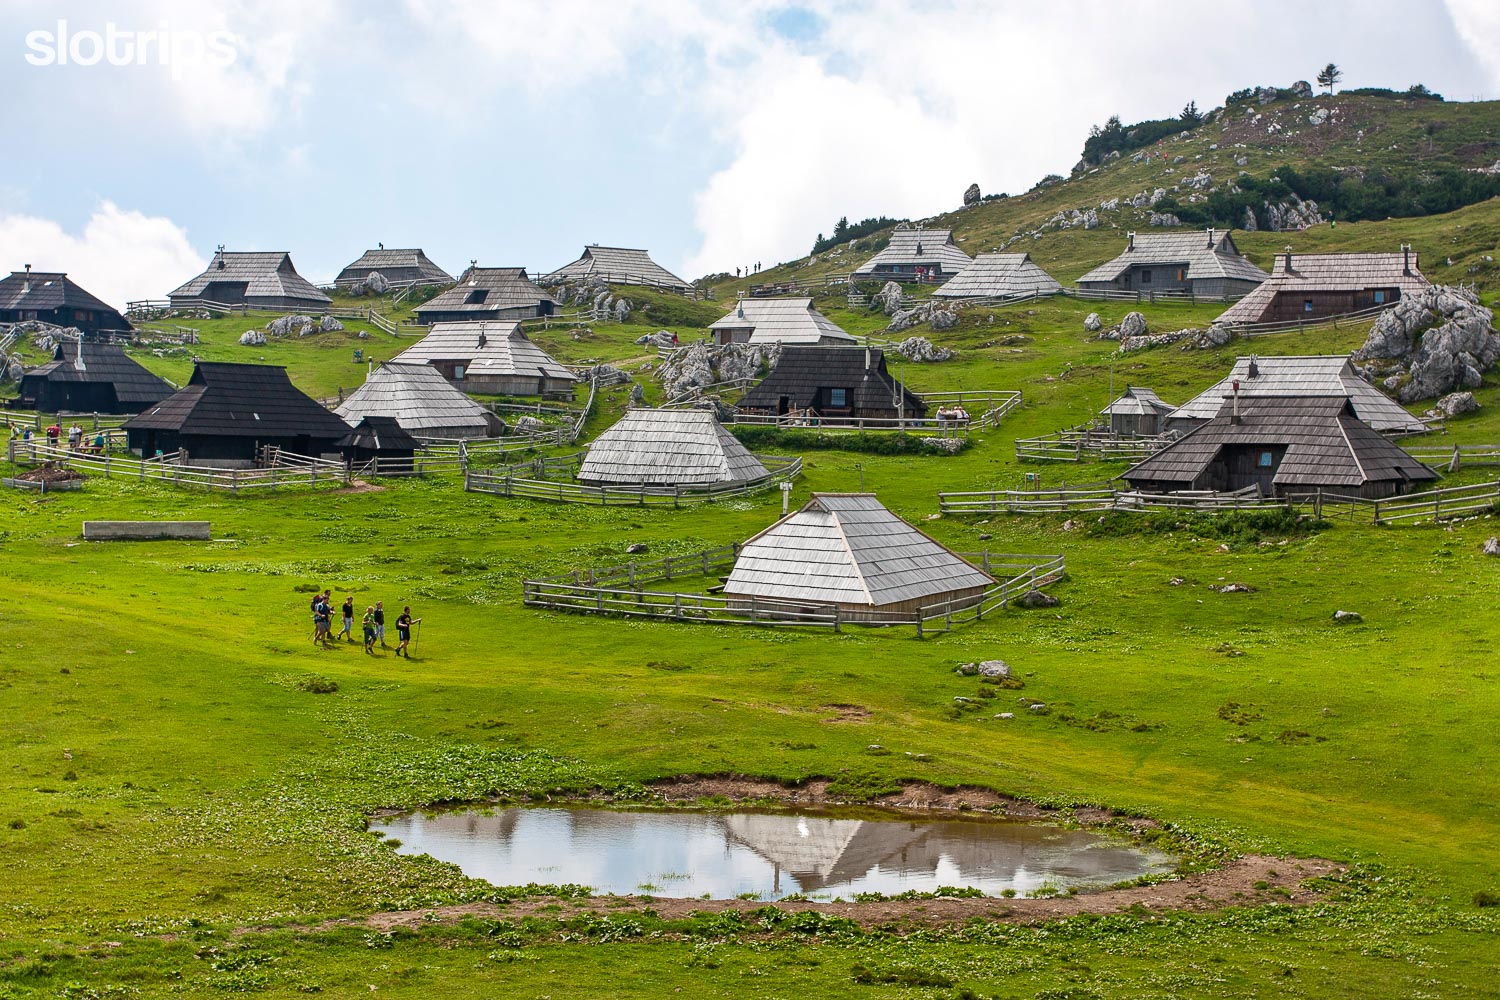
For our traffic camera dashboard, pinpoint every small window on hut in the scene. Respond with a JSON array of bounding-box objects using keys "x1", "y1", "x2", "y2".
[
  {"x1": 453, "y1": 365, "x2": 466, "y2": 380},
  {"x1": 1258, "y1": 451, "x2": 1274, "y2": 468},
  {"x1": 465, "y1": 290, "x2": 489, "y2": 305},
  {"x1": 1373, "y1": 290, "x2": 1387, "y2": 304},
  {"x1": 1141, "y1": 270, "x2": 1153, "y2": 284},
  {"x1": 1304, "y1": 299, "x2": 1314, "y2": 313},
  {"x1": 1177, "y1": 268, "x2": 1186, "y2": 281},
  {"x1": 828, "y1": 388, "x2": 848, "y2": 407}
]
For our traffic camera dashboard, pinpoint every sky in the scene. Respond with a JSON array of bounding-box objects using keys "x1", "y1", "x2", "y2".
[{"x1": 1, "y1": 0, "x2": 1498, "y2": 309}]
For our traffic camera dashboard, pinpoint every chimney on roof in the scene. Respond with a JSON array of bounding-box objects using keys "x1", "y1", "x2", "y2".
[
  {"x1": 1207, "y1": 227, "x2": 1216, "y2": 248},
  {"x1": 1247, "y1": 355, "x2": 1260, "y2": 379},
  {"x1": 1283, "y1": 245, "x2": 1294, "y2": 272},
  {"x1": 736, "y1": 291, "x2": 744, "y2": 319},
  {"x1": 1231, "y1": 379, "x2": 1241, "y2": 425},
  {"x1": 215, "y1": 244, "x2": 226, "y2": 270},
  {"x1": 1126, "y1": 231, "x2": 1135, "y2": 251},
  {"x1": 378, "y1": 242, "x2": 384, "y2": 250},
  {"x1": 1402, "y1": 243, "x2": 1412, "y2": 275},
  {"x1": 21, "y1": 263, "x2": 30, "y2": 294}
]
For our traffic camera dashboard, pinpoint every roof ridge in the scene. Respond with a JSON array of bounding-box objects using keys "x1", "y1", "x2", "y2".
[{"x1": 824, "y1": 506, "x2": 876, "y2": 606}]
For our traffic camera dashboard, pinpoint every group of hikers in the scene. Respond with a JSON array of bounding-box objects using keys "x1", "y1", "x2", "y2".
[
  {"x1": 9, "y1": 422, "x2": 108, "y2": 453},
  {"x1": 308, "y1": 591, "x2": 421, "y2": 657}
]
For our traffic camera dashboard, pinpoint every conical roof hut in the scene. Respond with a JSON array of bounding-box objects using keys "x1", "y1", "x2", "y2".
[
  {"x1": 334, "y1": 361, "x2": 498, "y2": 439},
  {"x1": 577, "y1": 409, "x2": 769, "y2": 486}
]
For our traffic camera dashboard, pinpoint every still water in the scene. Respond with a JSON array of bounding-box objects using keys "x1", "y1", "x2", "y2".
[{"x1": 372, "y1": 806, "x2": 1175, "y2": 900}]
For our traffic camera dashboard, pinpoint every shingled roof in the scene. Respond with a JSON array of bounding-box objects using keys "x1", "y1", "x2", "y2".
[
  {"x1": 1076, "y1": 230, "x2": 1268, "y2": 285},
  {"x1": 333, "y1": 361, "x2": 496, "y2": 439},
  {"x1": 1170, "y1": 355, "x2": 1426, "y2": 434},
  {"x1": 577, "y1": 409, "x2": 769, "y2": 486},
  {"x1": 1215, "y1": 250, "x2": 1430, "y2": 324},
  {"x1": 1123, "y1": 397, "x2": 1437, "y2": 492},
  {"x1": 852, "y1": 228, "x2": 973, "y2": 277},
  {"x1": 1101, "y1": 386, "x2": 1174, "y2": 419},
  {"x1": 0, "y1": 270, "x2": 129, "y2": 325},
  {"x1": 335, "y1": 249, "x2": 453, "y2": 289},
  {"x1": 124, "y1": 362, "x2": 350, "y2": 439},
  {"x1": 391, "y1": 320, "x2": 575, "y2": 382},
  {"x1": 724, "y1": 494, "x2": 995, "y2": 609},
  {"x1": 541, "y1": 246, "x2": 690, "y2": 292},
  {"x1": 168, "y1": 251, "x2": 331, "y2": 307},
  {"x1": 933, "y1": 252, "x2": 1061, "y2": 299},
  {"x1": 20, "y1": 340, "x2": 174, "y2": 408},
  {"x1": 412, "y1": 266, "x2": 556, "y2": 319},
  {"x1": 709, "y1": 297, "x2": 855, "y2": 345},
  {"x1": 338, "y1": 415, "x2": 421, "y2": 453},
  {"x1": 737, "y1": 346, "x2": 926, "y2": 416}
]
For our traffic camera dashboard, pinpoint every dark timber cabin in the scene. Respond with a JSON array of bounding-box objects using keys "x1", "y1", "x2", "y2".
[
  {"x1": 338, "y1": 415, "x2": 420, "y2": 466},
  {"x1": 1121, "y1": 396, "x2": 1437, "y2": 499},
  {"x1": 168, "y1": 250, "x2": 331, "y2": 312},
  {"x1": 0, "y1": 267, "x2": 131, "y2": 335},
  {"x1": 542, "y1": 245, "x2": 691, "y2": 293},
  {"x1": 123, "y1": 362, "x2": 351, "y2": 465},
  {"x1": 16, "y1": 341, "x2": 174, "y2": 414},
  {"x1": 412, "y1": 266, "x2": 557, "y2": 324},
  {"x1": 736, "y1": 346, "x2": 926, "y2": 421},
  {"x1": 1076, "y1": 228, "x2": 1268, "y2": 299},
  {"x1": 1214, "y1": 247, "x2": 1430, "y2": 325},
  {"x1": 334, "y1": 248, "x2": 453, "y2": 290},
  {"x1": 1100, "y1": 387, "x2": 1174, "y2": 437},
  {"x1": 852, "y1": 226, "x2": 973, "y2": 283}
]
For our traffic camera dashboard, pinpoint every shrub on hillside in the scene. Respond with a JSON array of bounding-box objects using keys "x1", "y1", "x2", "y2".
[{"x1": 728, "y1": 426, "x2": 968, "y2": 456}]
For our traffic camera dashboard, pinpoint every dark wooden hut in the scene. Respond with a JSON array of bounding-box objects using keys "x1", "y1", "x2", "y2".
[
  {"x1": 852, "y1": 226, "x2": 972, "y2": 283},
  {"x1": 413, "y1": 266, "x2": 557, "y2": 324},
  {"x1": 737, "y1": 346, "x2": 926, "y2": 421},
  {"x1": 1214, "y1": 247, "x2": 1429, "y2": 325},
  {"x1": 16, "y1": 341, "x2": 173, "y2": 414},
  {"x1": 334, "y1": 248, "x2": 453, "y2": 290},
  {"x1": 168, "y1": 251, "x2": 331, "y2": 312},
  {"x1": 1076, "y1": 229, "x2": 1268, "y2": 298},
  {"x1": 338, "y1": 415, "x2": 420, "y2": 466},
  {"x1": 542, "y1": 246, "x2": 690, "y2": 293},
  {"x1": 1100, "y1": 387, "x2": 1174, "y2": 437},
  {"x1": 0, "y1": 267, "x2": 131, "y2": 335},
  {"x1": 123, "y1": 362, "x2": 350, "y2": 465}
]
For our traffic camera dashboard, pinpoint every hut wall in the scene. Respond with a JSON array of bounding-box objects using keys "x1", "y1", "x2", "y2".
[
  {"x1": 457, "y1": 373, "x2": 574, "y2": 397},
  {"x1": 1262, "y1": 288, "x2": 1402, "y2": 322},
  {"x1": 726, "y1": 586, "x2": 989, "y2": 624}
]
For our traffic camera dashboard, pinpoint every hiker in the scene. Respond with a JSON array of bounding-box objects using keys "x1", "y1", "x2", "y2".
[
  {"x1": 46, "y1": 423, "x2": 60, "y2": 446},
  {"x1": 338, "y1": 595, "x2": 354, "y2": 642},
  {"x1": 68, "y1": 425, "x2": 82, "y2": 450},
  {"x1": 395, "y1": 606, "x2": 421, "y2": 658},
  {"x1": 362, "y1": 606, "x2": 377, "y2": 653},
  {"x1": 91, "y1": 431, "x2": 106, "y2": 454},
  {"x1": 312, "y1": 594, "x2": 333, "y2": 648},
  {"x1": 373, "y1": 601, "x2": 387, "y2": 648}
]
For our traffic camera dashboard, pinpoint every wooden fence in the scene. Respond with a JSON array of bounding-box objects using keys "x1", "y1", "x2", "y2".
[
  {"x1": 1015, "y1": 425, "x2": 1173, "y2": 463},
  {"x1": 7, "y1": 440, "x2": 349, "y2": 493},
  {"x1": 464, "y1": 455, "x2": 802, "y2": 506},
  {"x1": 1219, "y1": 302, "x2": 1392, "y2": 339},
  {"x1": 522, "y1": 547, "x2": 1065, "y2": 635},
  {"x1": 728, "y1": 390, "x2": 1022, "y2": 435},
  {"x1": 1061, "y1": 287, "x2": 1245, "y2": 305},
  {"x1": 1403, "y1": 443, "x2": 1500, "y2": 472}
]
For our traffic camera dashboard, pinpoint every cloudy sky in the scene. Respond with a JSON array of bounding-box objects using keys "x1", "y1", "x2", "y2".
[{"x1": 2, "y1": 0, "x2": 1497, "y2": 307}]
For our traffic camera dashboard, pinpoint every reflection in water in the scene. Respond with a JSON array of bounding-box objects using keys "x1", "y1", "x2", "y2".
[{"x1": 373, "y1": 807, "x2": 1175, "y2": 901}]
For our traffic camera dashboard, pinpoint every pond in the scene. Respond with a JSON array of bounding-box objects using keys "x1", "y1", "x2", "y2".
[{"x1": 371, "y1": 806, "x2": 1175, "y2": 900}]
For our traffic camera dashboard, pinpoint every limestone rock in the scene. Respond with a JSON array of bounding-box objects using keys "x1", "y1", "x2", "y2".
[
  {"x1": 628, "y1": 382, "x2": 645, "y2": 407},
  {"x1": 1083, "y1": 313, "x2": 1102, "y2": 333},
  {"x1": 1016, "y1": 590, "x2": 1060, "y2": 609},
  {"x1": 656, "y1": 341, "x2": 778, "y2": 400},
  {"x1": 978, "y1": 660, "x2": 1010, "y2": 679},
  {"x1": 1353, "y1": 285, "x2": 1500, "y2": 402},
  {"x1": 514, "y1": 415, "x2": 546, "y2": 435},
  {"x1": 1424, "y1": 391, "x2": 1478, "y2": 420},
  {"x1": 1289, "y1": 80, "x2": 1314, "y2": 98},
  {"x1": 363, "y1": 271, "x2": 390, "y2": 295},
  {"x1": 875, "y1": 281, "x2": 905, "y2": 315},
  {"x1": 1119, "y1": 311, "x2": 1148, "y2": 339},
  {"x1": 1149, "y1": 212, "x2": 1182, "y2": 227},
  {"x1": 266, "y1": 314, "x2": 314, "y2": 337},
  {"x1": 955, "y1": 662, "x2": 979, "y2": 676},
  {"x1": 626, "y1": 543, "x2": 648, "y2": 555},
  {"x1": 1483, "y1": 537, "x2": 1500, "y2": 556},
  {"x1": 893, "y1": 336, "x2": 954, "y2": 362},
  {"x1": 1332, "y1": 610, "x2": 1363, "y2": 624},
  {"x1": 238, "y1": 330, "x2": 266, "y2": 346},
  {"x1": 963, "y1": 182, "x2": 981, "y2": 206},
  {"x1": 318, "y1": 316, "x2": 344, "y2": 333}
]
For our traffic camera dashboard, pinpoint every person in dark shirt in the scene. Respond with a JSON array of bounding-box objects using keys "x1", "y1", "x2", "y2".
[
  {"x1": 373, "y1": 601, "x2": 387, "y2": 648},
  {"x1": 338, "y1": 596, "x2": 354, "y2": 642},
  {"x1": 312, "y1": 594, "x2": 333, "y2": 648},
  {"x1": 395, "y1": 606, "x2": 422, "y2": 658},
  {"x1": 362, "y1": 606, "x2": 377, "y2": 653}
]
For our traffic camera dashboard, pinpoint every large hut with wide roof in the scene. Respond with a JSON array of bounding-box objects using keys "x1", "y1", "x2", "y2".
[
  {"x1": 723, "y1": 493, "x2": 996, "y2": 622},
  {"x1": 16, "y1": 340, "x2": 174, "y2": 414},
  {"x1": 1076, "y1": 229, "x2": 1268, "y2": 299},
  {"x1": 168, "y1": 250, "x2": 331, "y2": 312},
  {"x1": 933, "y1": 252, "x2": 1061, "y2": 300},
  {"x1": 737, "y1": 346, "x2": 925, "y2": 422},
  {"x1": 542, "y1": 245, "x2": 690, "y2": 293},
  {"x1": 334, "y1": 248, "x2": 453, "y2": 291},
  {"x1": 577, "y1": 409, "x2": 769, "y2": 487},
  {"x1": 123, "y1": 361, "x2": 350, "y2": 464},
  {"x1": 1214, "y1": 247, "x2": 1429, "y2": 326},
  {"x1": 852, "y1": 226, "x2": 972, "y2": 284},
  {"x1": 333, "y1": 361, "x2": 501, "y2": 439},
  {"x1": 0, "y1": 267, "x2": 132, "y2": 335},
  {"x1": 709, "y1": 297, "x2": 855, "y2": 346},
  {"x1": 412, "y1": 265, "x2": 557, "y2": 324},
  {"x1": 391, "y1": 320, "x2": 575, "y2": 397}
]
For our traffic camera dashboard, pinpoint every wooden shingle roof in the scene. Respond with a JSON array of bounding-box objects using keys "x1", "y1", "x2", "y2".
[
  {"x1": 578, "y1": 409, "x2": 769, "y2": 486},
  {"x1": 412, "y1": 266, "x2": 556, "y2": 317},
  {"x1": 709, "y1": 297, "x2": 855, "y2": 345},
  {"x1": 335, "y1": 249, "x2": 454, "y2": 288},
  {"x1": 24, "y1": 341, "x2": 174, "y2": 405},
  {"x1": 1101, "y1": 386, "x2": 1174, "y2": 418},
  {"x1": 0, "y1": 270, "x2": 129, "y2": 322},
  {"x1": 852, "y1": 228, "x2": 973, "y2": 277},
  {"x1": 124, "y1": 362, "x2": 350, "y2": 439},
  {"x1": 1170, "y1": 355, "x2": 1426, "y2": 434},
  {"x1": 334, "y1": 361, "x2": 495, "y2": 437},
  {"x1": 1124, "y1": 397, "x2": 1437, "y2": 490},
  {"x1": 1215, "y1": 250, "x2": 1430, "y2": 324},
  {"x1": 338, "y1": 415, "x2": 421, "y2": 452},
  {"x1": 933, "y1": 252, "x2": 1062, "y2": 298},
  {"x1": 724, "y1": 493, "x2": 995, "y2": 608},
  {"x1": 392, "y1": 320, "x2": 575, "y2": 382},
  {"x1": 542, "y1": 246, "x2": 689, "y2": 291},
  {"x1": 737, "y1": 346, "x2": 927, "y2": 415},
  {"x1": 1076, "y1": 230, "x2": 1268, "y2": 285},
  {"x1": 169, "y1": 251, "x2": 331, "y2": 306}
]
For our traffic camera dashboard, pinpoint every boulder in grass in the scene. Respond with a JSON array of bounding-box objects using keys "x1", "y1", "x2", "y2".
[
  {"x1": 1016, "y1": 590, "x2": 1060, "y2": 609},
  {"x1": 1332, "y1": 610, "x2": 1363, "y2": 624},
  {"x1": 238, "y1": 330, "x2": 266, "y2": 346},
  {"x1": 1483, "y1": 537, "x2": 1500, "y2": 557},
  {"x1": 977, "y1": 660, "x2": 1010, "y2": 679}
]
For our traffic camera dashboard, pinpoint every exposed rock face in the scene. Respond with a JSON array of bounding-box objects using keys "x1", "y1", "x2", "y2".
[
  {"x1": 1353, "y1": 285, "x2": 1500, "y2": 402},
  {"x1": 1100, "y1": 311, "x2": 1149, "y2": 341},
  {"x1": 613, "y1": 298, "x2": 632, "y2": 322},
  {"x1": 1083, "y1": 312, "x2": 1102, "y2": 333},
  {"x1": 266, "y1": 314, "x2": 315, "y2": 337},
  {"x1": 963, "y1": 182, "x2": 982, "y2": 206},
  {"x1": 1308, "y1": 107, "x2": 1330, "y2": 126},
  {"x1": 1118, "y1": 327, "x2": 1205, "y2": 353},
  {"x1": 628, "y1": 382, "x2": 646, "y2": 406},
  {"x1": 1016, "y1": 589, "x2": 1060, "y2": 609},
  {"x1": 318, "y1": 316, "x2": 344, "y2": 333},
  {"x1": 1182, "y1": 171, "x2": 1213, "y2": 190},
  {"x1": 1149, "y1": 211, "x2": 1182, "y2": 227},
  {"x1": 875, "y1": 281, "x2": 905, "y2": 315},
  {"x1": 1257, "y1": 86, "x2": 1279, "y2": 104},
  {"x1": 238, "y1": 330, "x2": 266, "y2": 346},
  {"x1": 1483, "y1": 537, "x2": 1500, "y2": 556},
  {"x1": 514, "y1": 415, "x2": 546, "y2": 435},
  {"x1": 892, "y1": 336, "x2": 954, "y2": 362},
  {"x1": 1424, "y1": 391, "x2": 1478, "y2": 420},
  {"x1": 1241, "y1": 206, "x2": 1258, "y2": 231},
  {"x1": 1289, "y1": 80, "x2": 1314, "y2": 98},
  {"x1": 364, "y1": 271, "x2": 389, "y2": 295},
  {"x1": 929, "y1": 308, "x2": 958, "y2": 331},
  {"x1": 1263, "y1": 196, "x2": 1322, "y2": 231},
  {"x1": 656, "y1": 341, "x2": 778, "y2": 400}
]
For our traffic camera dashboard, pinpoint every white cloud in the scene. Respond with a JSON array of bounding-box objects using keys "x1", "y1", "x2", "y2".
[
  {"x1": 1445, "y1": 0, "x2": 1500, "y2": 92},
  {"x1": 0, "y1": 202, "x2": 205, "y2": 310}
]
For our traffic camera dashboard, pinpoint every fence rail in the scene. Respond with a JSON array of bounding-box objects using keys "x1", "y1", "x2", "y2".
[
  {"x1": 522, "y1": 547, "x2": 1065, "y2": 635},
  {"x1": 7, "y1": 440, "x2": 349, "y2": 493},
  {"x1": 1061, "y1": 287, "x2": 1245, "y2": 305},
  {"x1": 465, "y1": 455, "x2": 802, "y2": 506},
  {"x1": 728, "y1": 390, "x2": 1021, "y2": 435},
  {"x1": 1403, "y1": 443, "x2": 1500, "y2": 471},
  {"x1": 1015, "y1": 425, "x2": 1173, "y2": 463},
  {"x1": 1220, "y1": 302, "x2": 1392, "y2": 338}
]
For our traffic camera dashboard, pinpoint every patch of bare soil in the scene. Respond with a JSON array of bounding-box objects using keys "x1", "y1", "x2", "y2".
[
  {"x1": 16, "y1": 464, "x2": 85, "y2": 483},
  {"x1": 818, "y1": 703, "x2": 870, "y2": 722},
  {"x1": 332, "y1": 479, "x2": 386, "y2": 494}
]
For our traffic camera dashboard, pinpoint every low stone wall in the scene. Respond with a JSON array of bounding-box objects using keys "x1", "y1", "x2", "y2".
[{"x1": 82, "y1": 521, "x2": 211, "y2": 541}]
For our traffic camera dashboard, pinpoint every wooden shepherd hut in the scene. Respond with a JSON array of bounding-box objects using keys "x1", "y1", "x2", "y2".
[
  {"x1": 335, "y1": 248, "x2": 453, "y2": 291},
  {"x1": 16, "y1": 341, "x2": 173, "y2": 414},
  {"x1": 1076, "y1": 229, "x2": 1268, "y2": 299},
  {"x1": 338, "y1": 415, "x2": 420, "y2": 466},
  {"x1": 168, "y1": 250, "x2": 331, "y2": 312},
  {"x1": 723, "y1": 493, "x2": 996, "y2": 622},
  {"x1": 933, "y1": 252, "x2": 1062, "y2": 300},
  {"x1": 390, "y1": 320, "x2": 576, "y2": 397},
  {"x1": 0, "y1": 267, "x2": 132, "y2": 335},
  {"x1": 709, "y1": 297, "x2": 855, "y2": 346},
  {"x1": 123, "y1": 362, "x2": 351, "y2": 465},
  {"x1": 1214, "y1": 247, "x2": 1429, "y2": 326},
  {"x1": 736, "y1": 346, "x2": 925, "y2": 421},
  {"x1": 334, "y1": 361, "x2": 500, "y2": 439},
  {"x1": 1122, "y1": 396, "x2": 1437, "y2": 499},
  {"x1": 852, "y1": 226, "x2": 972, "y2": 283},
  {"x1": 542, "y1": 245, "x2": 690, "y2": 293},
  {"x1": 412, "y1": 265, "x2": 557, "y2": 324},
  {"x1": 1100, "y1": 387, "x2": 1174, "y2": 437},
  {"x1": 577, "y1": 409, "x2": 769, "y2": 487}
]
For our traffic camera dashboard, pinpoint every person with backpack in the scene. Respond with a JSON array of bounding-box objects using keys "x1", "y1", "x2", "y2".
[
  {"x1": 312, "y1": 593, "x2": 333, "y2": 648},
  {"x1": 338, "y1": 595, "x2": 354, "y2": 642},
  {"x1": 362, "y1": 606, "x2": 378, "y2": 653},
  {"x1": 373, "y1": 601, "x2": 387, "y2": 648},
  {"x1": 394, "y1": 607, "x2": 421, "y2": 658}
]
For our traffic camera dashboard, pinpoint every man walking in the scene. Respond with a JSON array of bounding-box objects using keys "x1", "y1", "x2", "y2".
[
  {"x1": 362, "y1": 606, "x2": 377, "y2": 653},
  {"x1": 312, "y1": 593, "x2": 333, "y2": 648},
  {"x1": 373, "y1": 601, "x2": 387, "y2": 648},
  {"x1": 338, "y1": 595, "x2": 354, "y2": 642},
  {"x1": 394, "y1": 606, "x2": 421, "y2": 658}
]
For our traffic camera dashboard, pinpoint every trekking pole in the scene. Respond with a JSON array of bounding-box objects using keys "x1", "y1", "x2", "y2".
[{"x1": 414, "y1": 620, "x2": 421, "y2": 654}]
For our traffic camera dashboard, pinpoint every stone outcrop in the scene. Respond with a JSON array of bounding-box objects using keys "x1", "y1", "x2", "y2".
[
  {"x1": 1353, "y1": 285, "x2": 1500, "y2": 403},
  {"x1": 1083, "y1": 313, "x2": 1102, "y2": 333},
  {"x1": 1423, "y1": 391, "x2": 1478, "y2": 420},
  {"x1": 875, "y1": 281, "x2": 905, "y2": 315},
  {"x1": 891, "y1": 336, "x2": 954, "y2": 362},
  {"x1": 238, "y1": 330, "x2": 266, "y2": 346},
  {"x1": 963, "y1": 182, "x2": 981, "y2": 206},
  {"x1": 266, "y1": 314, "x2": 315, "y2": 337},
  {"x1": 656, "y1": 341, "x2": 778, "y2": 400}
]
